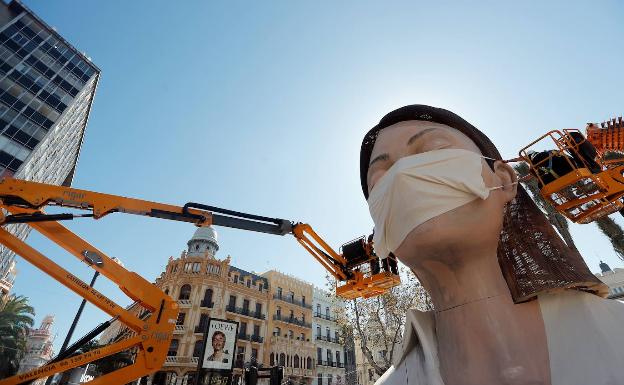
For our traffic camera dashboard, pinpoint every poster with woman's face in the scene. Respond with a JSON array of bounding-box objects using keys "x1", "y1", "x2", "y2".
[{"x1": 202, "y1": 319, "x2": 238, "y2": 371}]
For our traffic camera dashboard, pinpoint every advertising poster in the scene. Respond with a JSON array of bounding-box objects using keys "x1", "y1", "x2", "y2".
[{"x1": 201, "y1": 318, "x2": 238, "y2": 371}]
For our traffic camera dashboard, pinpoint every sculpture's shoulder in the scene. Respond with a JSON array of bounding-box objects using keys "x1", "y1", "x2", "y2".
[{"x1": 538, "y1": 290, "x2": 624, "y2": 385}]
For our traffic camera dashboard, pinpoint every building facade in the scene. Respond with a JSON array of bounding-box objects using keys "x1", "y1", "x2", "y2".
[
  {"x1": 354, "y1": 339, "x2": 386, "y2": 385},
  {"x1": 149, "y1": 227, "x2": 270, "y2": 385},
  {"x1": 18, "y1": 314, "x2": 55, "y2": 385},
  {"x1": 0, "y1": 0, "x2": 100, "y2": 293},
  {"x1": 595, "y1": 261, "x2": 624, "y2": 299},
  {"x1": 312, "y1": 287, "x2": 346, "y2": 385},
  {"x1": 262, "y1": 270, "x2": 315, "y2": 385}
]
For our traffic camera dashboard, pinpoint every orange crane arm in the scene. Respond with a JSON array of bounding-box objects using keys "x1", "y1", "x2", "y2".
[{"x1": 0, "y1": 177, "x2": 399, "y2": 385}]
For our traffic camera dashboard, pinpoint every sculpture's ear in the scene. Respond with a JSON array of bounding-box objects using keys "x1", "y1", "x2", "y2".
[{"x1": 493, "y1": 160, "x2": 518, "y2": 203}]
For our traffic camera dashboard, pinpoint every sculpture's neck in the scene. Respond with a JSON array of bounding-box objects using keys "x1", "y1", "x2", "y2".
[{"x1": 412, "y1": 245, "x2": 511, "y2": 312}]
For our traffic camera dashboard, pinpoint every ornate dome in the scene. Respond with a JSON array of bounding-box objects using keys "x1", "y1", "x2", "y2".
[
  {"x1": 187, "y1": 226, "x2": 219, "y2": 258},
  {"x1": 191, "y1": 226, "x2": 218, "y2": 244}
]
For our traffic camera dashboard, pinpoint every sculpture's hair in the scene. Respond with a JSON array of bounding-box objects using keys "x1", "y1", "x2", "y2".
[{"x1": 360, "y1": 105, "x2": 607, "y2": 303}]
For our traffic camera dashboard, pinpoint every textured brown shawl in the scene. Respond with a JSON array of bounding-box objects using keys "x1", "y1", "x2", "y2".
[{"x1": 360, "y1": 105, "x2": 608, "y2": 303}]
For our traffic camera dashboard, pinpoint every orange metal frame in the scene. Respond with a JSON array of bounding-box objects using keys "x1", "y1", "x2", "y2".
[
  {"x1": 519, "y1": 129, "x2": 624, "y2": 223},
  {"x1": 0, "y1": 177, "x2": 399, "y2": 385}
]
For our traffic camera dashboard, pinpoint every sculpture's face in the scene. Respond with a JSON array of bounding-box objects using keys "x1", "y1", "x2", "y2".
[{"x1": 366, "y1": 120, "x2": 517, "y2": 268}]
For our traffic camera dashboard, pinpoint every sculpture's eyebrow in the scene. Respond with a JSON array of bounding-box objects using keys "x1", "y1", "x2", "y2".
[
  {"x1": 369, "y1": 127, "x2": 440, "y2": 168},
  {"x1": 407, "y1": 127, "x2": 438, "y2": 146}
]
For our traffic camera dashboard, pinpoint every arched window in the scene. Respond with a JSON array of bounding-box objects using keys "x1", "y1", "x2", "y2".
[
  {"x1": 193, "y1": 340, "x2": 204, "y2": 357},
  {"x1": 279, "y1": 353, "x2": 286, "y2": 366},
  {"x1": 294, "y1": 355, "x2": 300, "y2": 368},
  {"x1": 270, "y1": 353, "x2": 275, "y2": 366},
  {"x1": 179, "y1": 284, "x2": 191, "y2": 300},
  {"x1": 307, "y1": 357, "x2": 312, "y2": 369}
]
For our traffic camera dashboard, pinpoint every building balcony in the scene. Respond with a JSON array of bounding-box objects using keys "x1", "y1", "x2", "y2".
[
  {"x1": 273, "y1": 294, "x2": 312, "y2": 309},
  {"x1": 237, "y1": 333, "x2": 264, "y2": 343},
  {"x1": 251, "y1": 334, "x2": 264, "y2": 343},
  {"x1": 226, "y1": 305, "x2": 266, "y2": 320},
  {"x1": 270, "y1": 335, "x2": 314, "y2": 346},
  {"x1": 273, "y1": 314, "x2": 311, "y2": 328},
  {"x1": 318, "y1": 360, "x2": 341, "y2": 368},
  {"x1": 177, "y1": 299, "x2": 192, "y2": 307},
  {"x1": 163, "y1": 356, "x2": 198, "y2": 366},
  {"x1": 173, "y1": 325, "x2": 185, "y2": 334},
  {"x1": 200, "y1": 300, "x2": 214, "y2": 308},
  {"x1": 283, "y1": 368, "x2": 315, "y2": 378},
  {"x1": 315, "y1": 335, "x2": 341, "y2": 344},
  {"x1": 313, "y1": 312, "x2": 337, "y2": 322}
]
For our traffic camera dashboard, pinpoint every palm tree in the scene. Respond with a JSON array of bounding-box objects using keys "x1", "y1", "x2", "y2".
[
  {"x1": 0, "y1": 294, "x2": 35, "y2": 378},
  {"x1": 513, "y1": 162, "x2": 577, "y2": 250}
]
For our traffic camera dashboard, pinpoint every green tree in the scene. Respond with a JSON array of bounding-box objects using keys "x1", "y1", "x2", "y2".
[{"x1": 0, "y1": 294, "x2": 35, "y2": 378}]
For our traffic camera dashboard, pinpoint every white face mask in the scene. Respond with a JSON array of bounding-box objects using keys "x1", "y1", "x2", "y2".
[{"x1": 367, "y1": 148, "x2": 511, "y2": 260}]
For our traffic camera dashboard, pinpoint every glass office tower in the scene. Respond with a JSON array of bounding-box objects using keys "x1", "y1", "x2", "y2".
[{"x1": 0, "y1": 0, "x2": 100, "y2": 297}]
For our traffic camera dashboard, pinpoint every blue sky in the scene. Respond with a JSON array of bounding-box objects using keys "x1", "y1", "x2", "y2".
[{"x1": 11, "y1": 0, "x2": 624, "y2": 351}]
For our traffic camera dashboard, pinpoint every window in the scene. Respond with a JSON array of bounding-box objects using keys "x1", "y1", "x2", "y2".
[
  {"x1": 307, "y1": 356, "x2": 313, "y2": 369},
  {"x1": 164, "y1": 288, "x2": 169, "y2": 295},
  {"x1": 288, "y1": 330, "x2": 293, "y2": 339},
  {"x1": 302, "y1": 313, "x2": 305, "y2": 323},
  {"x1": 253, "y1": 324, "x2": 260, "y2": 337},
  {"x1": 176, "y1": 313, "x2": 185, "y2": 326},
  {"x1": 258, "y1": 283, "x2": 263, "y2": 291},
  {"x1": 246, "y1": 279, "x2": 251, "y2": 288},
  {"x1": 198, "y1": 314, "x2": 209, "y2": 332},
  {"x1": 167, "y1": 339, "x2": 179, "y2": 357},
  {"x1": 192, "y1": 262, "x2": 201, "y2": 273},
  {"x1": 276, "y1": 306, "x2": 281, "y2": 318},
  {"x1": 288, "y1": 291, "x2": 294, "y2": 302},
  {"x1": 184, "y1": 263, "x2": 192, "y2": 273},
  {"x1": 178, "y1": 285, "x2": 191, "y2": 300},
  {"x1": 228, "y1": 295, "x2": 236, "y2": 308},
  {"x1": 327, "y1": 350, "x2": 332, "y2": 364},
  {"x1": 316, "y1": 304, "x2": 321, "y2": 315},
  {"x1": 274, "y1": 327, "x2": 281, "y2": 336},
  {"x1": 251, "y1": 348, "x2": 258, "y2": 362},
  {"x1": 317, "y1": 347, "x2": 322, "y2": 361},
  {"x1": 242, "y1": 299, "x2": 250, "y2": 313},
  {"x1": 301, "y1": 333, "x2": 305, "y2": 341},
  {"x1": 336, "y1": 350, "x2": 341, "y2": 365},
  {"x1": 326, "y1": 327, "x2": 330, "y2": 339},
  {"x1": 289, "y1": 310, "x2": 294, "y2": 320},
  {"x1": 317, "y1": 326, "x2": 321, "y2": 339},
  {"x1": 240, "y1": 322, "x2": 247, "y2": 336},
  {"x1": 326, "y1": 307, "x2": 330, "y2": 318},
  {"x1": 203, "y1": 288, "x2": 213, "y2": 305},
  {"x1": 193, "y1": 340, "x2": 203, "y2": 357},
  {"x1": 302, "y1": 295, "x2": 306, "y2": 306},
  {"x1": 294, "y1": 355, "x2": 300, "y2": 368},
  {"x1": 279, "y1": 353, "x2": 286, "y2": 366},
  {"x1": 270, "y1": 353, "x2": 275, "y2": 366},
  {"x1": 318, "y1": 374, "x2": 322, "y2": 385},
  {"x1": 255, "y1": 303, "x2": 262, "y2": 316},
  {"x1": 233, "y1": 275, "x2": 238, "y2": 284},
  {"x1": 236, "y1": 346, "x2": 246, "y2": 365},
  {"x1": 277, "y1": 287, "x2": 282, "y2": 299},
  {"x1": 328, "y1": 374, "x2": 333, "y2": 385}
]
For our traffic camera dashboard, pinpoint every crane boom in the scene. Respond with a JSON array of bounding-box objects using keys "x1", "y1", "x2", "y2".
[{"x1": 0, "y1": 177, "x2": 399, "y2": 385}]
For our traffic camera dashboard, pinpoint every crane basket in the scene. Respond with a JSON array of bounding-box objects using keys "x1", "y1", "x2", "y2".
[{"x1": 519, "y1": 129, "x2": 624, "y2": 224}]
